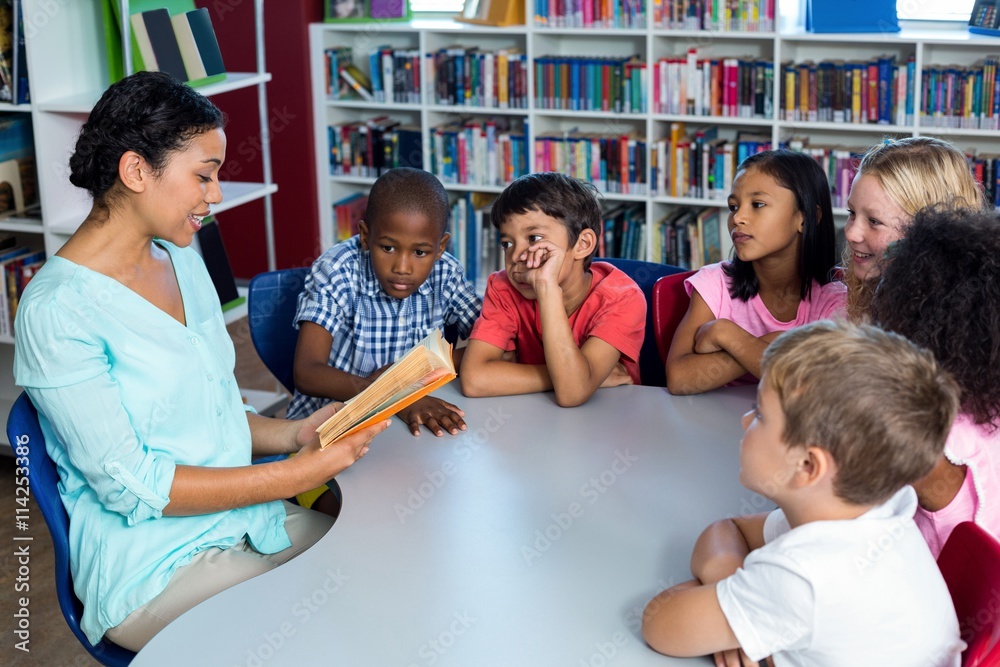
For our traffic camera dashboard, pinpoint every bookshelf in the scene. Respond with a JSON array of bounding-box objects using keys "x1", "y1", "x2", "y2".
[
  {"x1": 311, "y1": 7, "x2": 1000, "y2": 278},
  {"x1": 0, "y1": 0, "x2": 284, "y2": 449}
]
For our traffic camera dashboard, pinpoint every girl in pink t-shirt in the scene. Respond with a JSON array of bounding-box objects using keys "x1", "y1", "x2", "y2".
[
  {"x1": 666, "y1": 150, "x2": 844, "y2": 394},
  {"x1": 872, "y1": 206, "x2": 1000, "y2": 557}
]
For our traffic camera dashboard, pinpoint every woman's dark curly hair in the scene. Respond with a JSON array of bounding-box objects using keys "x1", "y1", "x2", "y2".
[
  {"x1": 872, "y1": 206, "x2": 1000, "y2": 428},
  {"x1": 723, "y1": 150, "x2": 837, "y2": 302},
  {"x1": 69, "y1": 71, "x2": 225, "y2": 214}
]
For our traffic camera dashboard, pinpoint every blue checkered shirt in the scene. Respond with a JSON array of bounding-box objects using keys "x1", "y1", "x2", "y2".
[{"x1": 285, "y1": 236, "x2": 482, "y2": 419}]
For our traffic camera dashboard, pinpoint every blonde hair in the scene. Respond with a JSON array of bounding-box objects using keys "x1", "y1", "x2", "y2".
[
  {"x1": 844, "y1": 137, "x2": 986, "y2": 321},
  {"x1": 762, "y1": 320, "x2": 959, "y2": 506}
]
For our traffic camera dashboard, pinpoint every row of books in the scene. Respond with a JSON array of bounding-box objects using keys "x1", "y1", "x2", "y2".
[
  {"x1": 323, "y1": 46, "x2": 355, "y2": 98},
  {"x1": 971, "y1": 153, "x2": 1000, "y2": 209},
  {"x1": 787, "y1": 141, "x2": 863, "y2": 209},
  {"x1": 779, "y1": 56, "x2": 914, "y2": 126},
  {"x1": 653, "y1": 206, "x2": 723, "y2": 270},
  {"x1": 534, "y1": 132, "x2": 648, "y2": 195},
  {"x1": 368, "y1": 45, "x2": 421, "y2": 104},
  {"x1": 0, "y1": 0, "x2": 28, "y2": 104},
  {"x1": 327, "y1": 119, "x2": 423, "y2": 178},
  {"x1": 0, "y1": 238, "x2": 43, "y2": 338},
  {"x1": 534, "y1": 56, "x2": 646, "y2": 114},
  {"x1": 428, "y1": 48, "x2": 529, "y2": 109},
  {"x1": 128, "y1": 7, "x2": 225, "y2": 84},
  {"x1": 430, "y1": 119, "x2": 529, "y2": 186},
  {"x1": 653, "y1": 0, "x2": 775, "y2": 32},
  {"x1": 598, "y1": 202, "x2": 646, "y2": 260},
  {"x1": 650, "y1": 125, "x2": 772, "y2": 198},
  {"x1": 449, "y1": 192, "x2": 500, "y2": 290},
  {"x1": 653, "y1": 53, "x2": 774, "y2": 119},
  {"x1": 533, "y1": 0, "x2": 647, "y2": 28},
  {"x1": 918, "y1": 58, "x2": 1000, "y2": 130}
]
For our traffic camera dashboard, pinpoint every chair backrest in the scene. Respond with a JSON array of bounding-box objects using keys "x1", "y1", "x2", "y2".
[
  {"x1": 938, "y1": 521, "x2": 1000, "y2": 667},
  {"x1": 247, "y1": 267, "x2": 310, "y2": 394},
  {"x1": 652, "y1": 270, "x2": 697, "y2": 365},
  {"x1": 5, "y1": 393, "x2": 135, "y2": 666},
  {"x1": 593, "y1": 258, "x2": 686, "y2": 387}
]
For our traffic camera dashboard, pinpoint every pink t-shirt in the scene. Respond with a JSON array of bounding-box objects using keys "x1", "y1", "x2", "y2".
[
  {"x1": 915, "y1": 414, "x2": 1000, "y2": 558},
  {"x1": 684, "y1": 262, "x2": 847, "y2": 338},
  {"x1": 469, "y1": 262, "x2": 646, "y2": 384}
]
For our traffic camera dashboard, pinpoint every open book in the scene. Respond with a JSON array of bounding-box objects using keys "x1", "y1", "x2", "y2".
[{"x1": 317, "y1": 329, "x2": 456, "y2": 448}]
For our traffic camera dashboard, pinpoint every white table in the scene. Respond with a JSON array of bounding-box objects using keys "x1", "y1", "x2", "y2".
[{"x1": 134, "y1": 382, "x2": 763, "y2": 666}]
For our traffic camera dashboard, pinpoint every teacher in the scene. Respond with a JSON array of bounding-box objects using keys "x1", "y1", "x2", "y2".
[{"x1": 13, "y1": 71, "x2": 389, "y2": 651}]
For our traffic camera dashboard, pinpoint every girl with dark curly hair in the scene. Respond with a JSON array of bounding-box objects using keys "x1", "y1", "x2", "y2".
[
  {"x1": 844, "y1": 137, "x2": 985, "y2": 321},
  {"x1": 666, "y1": 150, "x2": 845, "y2": 394},
  {"x1": 872, "y1": 206, "x2": 1000, "y2": 558},
  {"x1": 12, "y1": 71, "x2": 389, "y2": 651}
]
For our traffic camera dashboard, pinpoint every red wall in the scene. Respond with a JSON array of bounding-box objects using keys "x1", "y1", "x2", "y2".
[{"x1": 203, "y1": 0, "x2": 324, "y2": 278}]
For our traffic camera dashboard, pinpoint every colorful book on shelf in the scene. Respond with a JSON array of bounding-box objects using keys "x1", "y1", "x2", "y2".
[
  {"x1": 0, "y1": 1, "x2": 13, "y2": 103},
  {"x1": 316, "y1": 329, "x2": 455, "y2": 448},
  {"x1": 339, "y1": 64, "x2": 375, "y2": 101},
  {"x1": 102, "y1": 1, "x2": 226, "y2": 86},
  {"x1": 131, "y1": 9, "x2": 187, "y2": 82}
]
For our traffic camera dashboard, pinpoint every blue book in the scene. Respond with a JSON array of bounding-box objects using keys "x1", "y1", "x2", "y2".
[{"x1": 185, "y1": 7, "x2": 225, "y2": 77}]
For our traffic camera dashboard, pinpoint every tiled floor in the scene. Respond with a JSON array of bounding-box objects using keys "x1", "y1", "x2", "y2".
[{"x1": 1, "y1": 321, "x2": 283, "y2": 666}]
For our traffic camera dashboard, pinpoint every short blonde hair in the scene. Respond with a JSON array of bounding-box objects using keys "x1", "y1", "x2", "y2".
[
  {"x1": 762, "y1": 320, "x2": 959, "y2": 506},
  {"x1": 845, "y1": 137, "x2": 986, "y2": 321}
]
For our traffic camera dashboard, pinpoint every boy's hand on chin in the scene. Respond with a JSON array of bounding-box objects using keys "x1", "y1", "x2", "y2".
[{"x1": 520, "y1": 241, "x2": 565, "y2": 292}]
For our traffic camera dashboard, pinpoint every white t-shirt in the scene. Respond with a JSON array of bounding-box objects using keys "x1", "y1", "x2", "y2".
[{"x1": 716, "y1": 486, "x2": 963, "y2": 667}]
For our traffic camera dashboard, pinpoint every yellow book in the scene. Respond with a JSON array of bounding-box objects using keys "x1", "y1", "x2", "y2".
[{"x1": 317, "y1": 329, "x2": 456, "y2": 448}]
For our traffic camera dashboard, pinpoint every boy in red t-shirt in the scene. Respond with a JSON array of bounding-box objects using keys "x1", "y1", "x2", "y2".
[{"x1": 460, "y1": 172, "x2": 645, "y2": 406}]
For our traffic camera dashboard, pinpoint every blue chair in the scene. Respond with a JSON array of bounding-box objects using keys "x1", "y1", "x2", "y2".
[
  {"x1": 247, "y1": 267, "x2": 310, "y2": 394},
  {"x1": 5, "y1": 393, "x2": 136, "y2": 666},
  {"x1": 594, "y1": 258, "x2": 686, "y2": 388}
]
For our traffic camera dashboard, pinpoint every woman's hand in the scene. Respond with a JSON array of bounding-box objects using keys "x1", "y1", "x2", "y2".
[
  {"x1": 293, "y1": 417, "x2": 391, "y2": 488},
  {"x1": 293, "y1": 401, "x2": 343, "y2": 452}
]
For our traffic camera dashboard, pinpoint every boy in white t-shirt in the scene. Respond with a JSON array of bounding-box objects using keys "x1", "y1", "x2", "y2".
[{"x1": 642, "y1": 320, "x2": 965, "y2": 667}]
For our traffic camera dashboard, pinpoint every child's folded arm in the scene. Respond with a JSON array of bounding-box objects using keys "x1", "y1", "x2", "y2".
[
  {"x1": 641, "y1": 582, "x2": 742, "y2": 657},
  {"x1": 459, "y1": 339, "x2": 554, "y2": 397},
  {"x1": 691, "y1": 514, "x2": 768, "y2": 585},
  {"x1": 666, "y1": 290, "x2": 753, "y2": 394},
  {"x1": 696, "y1": 319, "x2": 772, "y2": 380},
  {"x1": 293, "y1": 321, "x2": 375, "y2": 401}
]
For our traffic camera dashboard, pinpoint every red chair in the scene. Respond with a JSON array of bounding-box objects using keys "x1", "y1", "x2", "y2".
[
  {"x1": 652, "y1": 270, "x2": 696, "y2": 364},
  {"x1": 938, "y1": 521, "x2": 1000, "y2": 666}
]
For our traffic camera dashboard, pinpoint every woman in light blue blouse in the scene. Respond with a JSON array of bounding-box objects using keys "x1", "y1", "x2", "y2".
[{"x1": 13, "y1": 71, "x2": 390, "y2": 652}]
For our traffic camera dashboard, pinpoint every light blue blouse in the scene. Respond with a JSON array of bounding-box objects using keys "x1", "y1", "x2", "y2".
[{"x1": 13, "y1": 242, "x2": 290, "y2": 645}]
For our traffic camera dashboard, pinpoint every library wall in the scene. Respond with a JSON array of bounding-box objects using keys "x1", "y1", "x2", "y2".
[{"x1": 210, "y1": 0, "x2": 324, "y2": 278}]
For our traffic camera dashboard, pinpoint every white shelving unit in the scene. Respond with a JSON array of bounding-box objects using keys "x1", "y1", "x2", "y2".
[
  {"x1": 309, "y1": 9, "x2": 1000, "y2": 264},
  {"x1": 0, "y1": 0, "x2": 283, "y2": 448}
]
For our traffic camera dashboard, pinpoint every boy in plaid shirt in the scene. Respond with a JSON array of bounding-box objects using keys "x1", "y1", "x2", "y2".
[{"x1": 286, "y1": 169, "x2": 481, "y2": 510}]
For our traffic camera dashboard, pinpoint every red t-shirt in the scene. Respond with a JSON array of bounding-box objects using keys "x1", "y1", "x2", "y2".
[{"x1": 469, "y1": 262, "x2": 646, "y2": 384}]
